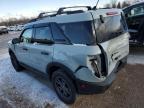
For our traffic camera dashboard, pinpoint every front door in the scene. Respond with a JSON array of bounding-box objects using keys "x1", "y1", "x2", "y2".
[
  {"x1": 27, "y1": 25, "x2": 54, "y2": 73},
  {"x1": 15, "y1": 28, "x2": 33, "y2": 65}
]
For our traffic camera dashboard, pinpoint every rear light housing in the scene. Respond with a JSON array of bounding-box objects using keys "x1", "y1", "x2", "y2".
[{"x1": 87, "y1": 55, "x2": 103, "y2": 78}]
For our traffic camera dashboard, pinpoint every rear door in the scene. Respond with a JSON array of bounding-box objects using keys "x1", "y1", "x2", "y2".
[{"x1": 92, "y1": 9, "x2": 129, "y2": 75}]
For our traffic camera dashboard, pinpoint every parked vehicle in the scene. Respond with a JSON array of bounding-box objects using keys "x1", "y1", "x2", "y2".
[
  {"x1": 123, "y1": 2, "x2": 144, "y2": 45},
  {"x1": 8, "y1": 26, "x2": 16, "y2": 31},
  {"x1": 15, "y1": 25, "x2": 24, "y2": 31},
  {"x1": 0, "y1": 26, "x2": 8, "y2": 34},
  {"x1": 8, "y1": 6, "x2": 129, "y2": 104}
]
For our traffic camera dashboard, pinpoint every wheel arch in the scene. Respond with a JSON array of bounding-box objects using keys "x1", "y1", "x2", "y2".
[
  {"x1": 47, "y1": 62, "x2": 79, "y2": 92},
  {"x1": 47, "y1": 62, "x2": 76, "y2": 81}
]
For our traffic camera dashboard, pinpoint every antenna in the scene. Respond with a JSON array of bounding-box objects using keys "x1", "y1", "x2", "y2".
[
  {"x1": 93, "y1": 0, "x2": 100, "y2": 9},
  {"x1": 96, "y1": 0, "x2": 100, "y2": 8}
]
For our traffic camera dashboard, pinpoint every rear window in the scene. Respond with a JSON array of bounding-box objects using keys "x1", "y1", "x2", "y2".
[
  {"x1": 59, "y1": 21, "x2": 96, "y2": 45},
  {"x1": 95, "y1": 14, "x2": 128, "y2": 43}
]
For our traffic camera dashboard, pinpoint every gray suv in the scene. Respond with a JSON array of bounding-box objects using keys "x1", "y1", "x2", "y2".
[{"x1": 8, "y1": 6, "x2": 129, "y2": 104}]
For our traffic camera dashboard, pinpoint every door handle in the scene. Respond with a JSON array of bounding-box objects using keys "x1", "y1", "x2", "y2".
[
  {"x1": 22, "y1": 47, "x2": 28, "y2": 51},
  {"x1": 41, "y1": 51, "x2": 49, "y2": 55}
]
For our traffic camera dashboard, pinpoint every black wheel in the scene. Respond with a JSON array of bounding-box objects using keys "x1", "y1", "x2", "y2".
[
  {"x1": 10, "y1": 53, "x2": 23, "y2": 72},
  {"x1": 52, "y1": 70, "x2": 76, "y2": 104}
]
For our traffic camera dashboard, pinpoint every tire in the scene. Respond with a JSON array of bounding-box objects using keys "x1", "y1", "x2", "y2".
[
  {"x1": 52, "y1": 70, "x2": 76, "y2": 104},
  {"x1": 10, "y1": 53, "x2": 23, "y2": 72}
]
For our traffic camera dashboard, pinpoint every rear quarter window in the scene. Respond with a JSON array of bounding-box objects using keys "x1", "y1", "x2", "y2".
[{"x1": 59, "y1": 21, "x2": 96, "y2": 45}]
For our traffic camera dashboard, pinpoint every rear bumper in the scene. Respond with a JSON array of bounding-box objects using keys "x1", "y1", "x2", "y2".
[{"x1": 75, "y1": 57, "x2": 127, "y2": 94}]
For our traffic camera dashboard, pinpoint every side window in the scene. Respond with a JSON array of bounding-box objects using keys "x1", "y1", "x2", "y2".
[
  {"x1": 35, "y1": 26, "x2": 52, "y2": 40},
  {"x1": 21, "y1": 29, "x2": 33, "y2": 43},
  {"x1": 128, "y1": 5, "x2": 144, "y2": 17},
  {"x1": 51, "y1": 24, "x2": 67, "y2": 43}
]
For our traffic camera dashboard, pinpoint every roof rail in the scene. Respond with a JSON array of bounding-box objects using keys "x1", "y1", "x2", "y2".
[{"x1": 57, "y1": 6, "x2": 92, "y2": 15}]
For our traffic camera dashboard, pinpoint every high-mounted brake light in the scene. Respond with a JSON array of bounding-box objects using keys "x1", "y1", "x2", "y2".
[{"x1": 106, "y1": 12, "x2": 119, "y2": 16}]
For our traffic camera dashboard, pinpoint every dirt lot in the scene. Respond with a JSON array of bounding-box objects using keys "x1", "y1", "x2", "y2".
[
  {"x1": 0, "y1": 32, "x2": 144, "y2": 108},
  {"x1": 71, "y1": 64, "x2": 144, "y2": 108}
]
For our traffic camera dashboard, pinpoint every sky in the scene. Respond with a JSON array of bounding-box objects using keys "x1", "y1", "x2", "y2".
[{"x1": 0, "y1": 0, "x2": 125, "y2": 19}]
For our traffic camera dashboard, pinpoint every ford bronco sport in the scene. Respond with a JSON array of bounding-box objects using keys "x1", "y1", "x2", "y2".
[{"x1": 8, "y1": 6, "x2": 129, "y2": 104}]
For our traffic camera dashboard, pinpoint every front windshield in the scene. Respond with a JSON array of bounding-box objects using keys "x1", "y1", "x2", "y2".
[{"x1": 59, "y1": 21, "x2": 96, "y2": 45}]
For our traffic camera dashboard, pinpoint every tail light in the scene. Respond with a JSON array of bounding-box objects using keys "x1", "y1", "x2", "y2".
[
  {"x1": 90, "y1": 59, "x2": 101, "y2": 78},
  {"x1": 87, "y1": 55, "x2": 103, "y2": 78}
]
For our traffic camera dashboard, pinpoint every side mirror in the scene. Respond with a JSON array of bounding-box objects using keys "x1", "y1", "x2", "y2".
[
  {"x1": 31, "y1": 39, "x2": 54, "y2": 45},
  {"x1": 12, "y1": 38, "x2": 21, "y2": 44}
]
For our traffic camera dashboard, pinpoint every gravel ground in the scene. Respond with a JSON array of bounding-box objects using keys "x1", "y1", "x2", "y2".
[
  {"x1": 0, "y1": 32, "x2": 144, "y2": 108},
  {"x1": 71, "y1": 64, "x2": 144, "y2": 108}
]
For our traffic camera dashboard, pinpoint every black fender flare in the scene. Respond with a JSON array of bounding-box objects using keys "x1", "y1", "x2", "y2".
[{"x1": 46, "y1": 62, "x2": 76, "y2": 81}]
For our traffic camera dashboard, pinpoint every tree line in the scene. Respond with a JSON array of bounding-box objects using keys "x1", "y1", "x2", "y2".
[
  {"x1": 0, "y1": 17, "x2": 34, "y2": 26},
  {"x1": 104, "y1": 0, "x2": 130, "y2": 8}
]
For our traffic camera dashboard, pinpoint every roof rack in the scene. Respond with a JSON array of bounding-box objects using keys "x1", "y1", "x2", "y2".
[
  {"x1": 29, "y1": 6, "x2": 92, "y2": 23},
  {"x1": 38, "y1": 6, "x2": 92, "y2": 18}
]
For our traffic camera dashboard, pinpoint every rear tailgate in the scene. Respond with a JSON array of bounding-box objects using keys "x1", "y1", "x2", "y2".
[{"x1": 91, "y1": 9, "x2": 129, "y2": 75}]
